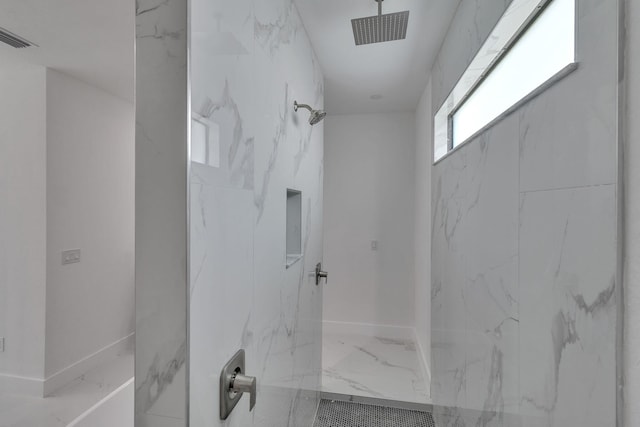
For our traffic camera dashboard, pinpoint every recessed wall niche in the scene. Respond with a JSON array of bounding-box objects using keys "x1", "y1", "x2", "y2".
[{"x1": 286, "y1": 189, "x2": 302, "y2": 268}]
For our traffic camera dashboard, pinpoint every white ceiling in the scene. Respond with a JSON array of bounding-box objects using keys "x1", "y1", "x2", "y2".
[
  {"x1": 0, "y1": 0, "x2": 458, "y2": 112},
  {"x1": 0, "y1": 0, "x2": 134, "y2": 102},
  {"x1": 294, "y1": 0, "x2": 460, "y2": 115}
]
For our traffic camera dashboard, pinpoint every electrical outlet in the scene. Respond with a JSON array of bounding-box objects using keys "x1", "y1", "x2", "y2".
[
  {"x1": 0, "y1": 337, "x2": 5, "y2": 353},
  {"x1": 62, "y1": 249, "x2": 81, "y2": 265}
]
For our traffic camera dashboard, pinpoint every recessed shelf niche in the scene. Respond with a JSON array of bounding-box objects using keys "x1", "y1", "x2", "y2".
[{"x1": 286, "y1": 189, "x2": 302, "y2": 268}]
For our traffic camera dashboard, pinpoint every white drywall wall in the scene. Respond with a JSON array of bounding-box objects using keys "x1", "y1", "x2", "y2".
[{"x1": 324, "y1": 112, "x2": 416, "y2": 328}]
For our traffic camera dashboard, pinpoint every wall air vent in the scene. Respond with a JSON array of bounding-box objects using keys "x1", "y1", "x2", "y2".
[{"x1": 0, "y1": 27, "x2": 35, "y2": 49}]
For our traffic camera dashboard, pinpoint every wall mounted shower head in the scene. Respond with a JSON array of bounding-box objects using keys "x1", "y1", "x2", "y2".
[{"x1": 294, "y1": 101, "x2": 327, "y2": 126}]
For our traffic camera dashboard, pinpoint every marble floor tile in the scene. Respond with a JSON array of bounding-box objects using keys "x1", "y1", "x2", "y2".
[
  {"x1": 0, "y1": 349, "x2": 133, "y2": 427},
  {"x1": 321, "y1": 333, "x2": 430, "y2": 404}
]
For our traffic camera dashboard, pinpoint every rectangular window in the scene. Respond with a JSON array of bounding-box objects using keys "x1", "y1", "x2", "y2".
[
  {"x1": 434, "y1": 0, "x2": 576, "y2": 161},
  {"x1": 191, "y1": 114, "x2": 221, "y2": 168}
]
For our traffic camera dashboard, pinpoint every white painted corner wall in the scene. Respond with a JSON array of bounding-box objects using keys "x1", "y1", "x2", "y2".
[
  {"x1": 323, "y1": 112, "x2": 417, "y2": 329},
  {"x1": 0, "y1": 62, "x2": 48, "y2": 391},
  {"x1": 0, "y1": 65, "x2": 134, "y2": 396},
  {"x1": 323, "y1": 108, "x2": 433, "y2": 381},
  {"x1": 44, "y1": 69, "x2": 135, "y2": 381}
]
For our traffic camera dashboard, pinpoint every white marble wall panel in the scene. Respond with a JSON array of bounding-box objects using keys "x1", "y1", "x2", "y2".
[
  {"x1": 137, "y1": 0, "x2": 323, "y2": 425},
  {"x1": 518, "y1": 0, "x2": 618, "y2": 192},
  {"x1": 189, "y1": 182, "x2": 255, "y2": 427},
  {"x1": 432, "y1": 116, "x2": 520, "y2": 419},
  {"x1": 431, "y1": 328, "x2": 467, "y2": 409},
  {"x1": 433, "y1": 405, "x2": 523, "y2": 427},
  {"x1": 190, "y1": 0, "x2": 255, "y2": 192},
  {"x1": 135, "y1": 0, "x2": 188, "y2": 425},
  {"x1": 519, "y1": 186, "x2": 617, "y2": 427},
  {"x1": 431, "y1": 0, "x2": 513, "y2": 110},
  {"x1": 430, "y1": 0, "x2": 620, "y2": 425},
  {"x1": 431, "y1": 144, "x2": 470, "y2": 333},
  {"x1": 625, "y1": 2, "x2": 640, "y2": 427},
  {"x1": 188, "y1": 0, "x2": 324, "y2": 426},
  {"x1": 188, "y1": 19, "x2": 256, "y2": 421},
  {"x1": 462, "y1": 117, "x2": 520, "y2": 416}
]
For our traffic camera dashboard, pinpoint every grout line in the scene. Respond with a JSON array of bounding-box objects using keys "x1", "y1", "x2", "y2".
[{"x1": 519, "y1": 182, "x2": 616, "y2": 194}]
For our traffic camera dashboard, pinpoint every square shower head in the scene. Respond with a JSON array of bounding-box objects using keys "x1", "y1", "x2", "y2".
[{"x1": 351, "y1": 11, "x2": 410, "y2": 46}]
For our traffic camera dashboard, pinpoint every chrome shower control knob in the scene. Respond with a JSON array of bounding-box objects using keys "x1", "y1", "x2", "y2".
[
  {"x1": 315, "y1": 262, "x2": 328, "y2": 285},
  {"x1": 220, "y1": 350, "x2": 257, "y2": 420},
  {"x1": 230, "y1": 372, "x2": 256, "y2": 411}
]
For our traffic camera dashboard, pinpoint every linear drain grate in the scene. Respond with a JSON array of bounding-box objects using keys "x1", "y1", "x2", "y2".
[{"x1": 314, "y1": 399, "x2": 435, "y2": 427}]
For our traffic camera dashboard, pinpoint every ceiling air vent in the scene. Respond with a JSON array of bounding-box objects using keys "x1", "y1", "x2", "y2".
[{"x1": 0, "y1": 27, "x2": 35, "y2": 49}]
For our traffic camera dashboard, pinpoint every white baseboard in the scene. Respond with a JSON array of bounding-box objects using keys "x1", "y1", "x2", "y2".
[
  {"x1": 43, "y1": 332, "x2": 134, "y2": 396},
  {"x1": 322, "y1": 320, "x2": 415, "y2": 340},
  {"x1": 0, "y1": 372, "x2": 45, "y2": 397}
]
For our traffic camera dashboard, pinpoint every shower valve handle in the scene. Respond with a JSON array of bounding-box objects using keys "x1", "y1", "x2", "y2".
[
  {"x1": 316, "y1": 262, "x2": 328, "y2": 285},
  {"x1": 230, "y1": 372, "x2": 256, "y2": 411},
  {"x1": 220, "y1": 350, "x2": 256, "y2": 419}
]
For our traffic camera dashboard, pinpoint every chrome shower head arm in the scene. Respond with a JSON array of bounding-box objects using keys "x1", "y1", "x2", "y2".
[
  {"x1": 294, "y1": 101, "x2": 326, "y2": 125},
  {"x1": 294, "y1": 101, "x2": 313, "y2": 113}
]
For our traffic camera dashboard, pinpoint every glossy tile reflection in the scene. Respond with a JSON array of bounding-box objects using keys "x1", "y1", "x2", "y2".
[
  {"x1": 321, "y1": 333, "x2": 430, "y2": 404},
  {"x1": 188, "y1": 0, "x2": 324, "y2": 426},
  {"x1": 430, "y1": 0, "x2": 620, "y2": 425},
  {"x1": 0, "y1": 350, "x2": 133, "y2": 427}
]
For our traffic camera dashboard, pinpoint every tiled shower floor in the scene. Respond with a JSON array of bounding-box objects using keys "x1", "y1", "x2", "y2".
[
  {"x1": 321, "y1": 333, "x2": 430, "y2": 404},
  {"x1": 314, "y1": 399, "x2": 435, "y2": 427}
]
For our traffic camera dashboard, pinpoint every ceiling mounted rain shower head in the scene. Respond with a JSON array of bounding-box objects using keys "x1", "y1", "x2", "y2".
[
  {"x1": 351, "y1": 0, "x2": 410, "y2": 46},
  {"x1": 294, "y1": 101, "x2": 327, "y2": 126}
]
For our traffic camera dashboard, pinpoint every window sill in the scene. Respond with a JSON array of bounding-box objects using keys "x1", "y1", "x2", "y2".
[
  {"x1": 433, "y1": 62, "x2": 579, "y2": 166},
  {"x1": 286, "y1": 254, "x2": 303, "y2": 269}
]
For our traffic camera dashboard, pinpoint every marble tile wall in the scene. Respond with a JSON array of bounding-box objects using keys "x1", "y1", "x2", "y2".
[
  {"x1": 189, "y1": 1, "x2": 324, "y2": 427},
  {"x1": 135, "y1": 0, "x2": 189, "y2": 426},
  {"x1": 430, "y1": 0, "x2": 621, "y2": 426},
  {"x1": 135, "y1": 0, "x2": 323, "y2": 426},
  {"x1": 625, "y1": 2, "x2": 640, "y2": 427}
]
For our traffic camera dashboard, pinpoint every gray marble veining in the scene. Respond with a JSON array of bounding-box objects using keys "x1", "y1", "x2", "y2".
[
  {"x1": 254, "y1": 0, "x2": 300, "y2": 55},
  {"x1": 196, "y1": 82, "x2": 254, "y2": 190},
  {"x1": 137, "y1": 0, "x2": 324, "y2": 425},
  {"x1": 518, "y1": 185, "x2": 617, "y2": 426},
  {"x1": 321, "y1": 333, "x2": 430, "y2": 404},
  {"x1": 135, "y1": 0, "x2": 188, "y2": 425},
  {"x1": 430, "y1": 0, "x2": 621, "y2": 426},
  {"x1": 189, "y1": 0, "x2": 325, "y2": 426},
  {"x1": 253, "y1": 84, "x2": 291, "y2": 223}
]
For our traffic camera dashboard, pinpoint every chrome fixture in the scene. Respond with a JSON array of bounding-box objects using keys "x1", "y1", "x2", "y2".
[
  {"x1": 315, "y1": 262, "x2": 328, "y2": 286},
  {"x1": 220, "y1": 350, "x2": 257, "y2": 420},
  {"x1": 351, "y1": 0, "x2": 410, "y2": 46},
  {"x1": 294, "y1": 101, "x2": 327, "y2": 126}
]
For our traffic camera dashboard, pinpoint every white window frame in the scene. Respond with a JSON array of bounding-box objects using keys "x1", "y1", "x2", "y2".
[
  {"x1": 433, "y1": 0, "x2": 577, "y2": 163},
  {"x1": 191, "y1": 113, "x2": 221, "y2": 168}
]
